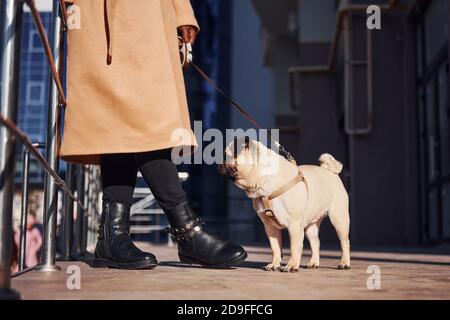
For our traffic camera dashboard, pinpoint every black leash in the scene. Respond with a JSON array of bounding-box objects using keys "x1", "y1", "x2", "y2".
[{"x1": 190, "y1": 62, "x2": 296, "y2": 164}]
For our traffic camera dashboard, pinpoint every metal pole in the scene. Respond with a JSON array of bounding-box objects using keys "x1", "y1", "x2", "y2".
[
  {"x1": 18, "y1": 148, "x2": 31, "y2": 271},
  {"x1": 0, "y1": 0, "x2": 22, "y2": 287},
  {"x1": 35, "y1": 0, "x2": 63, "y2": 272},
  {"x1": 0, "y1": 0, "x2": 23, "y2": 300},
  {"x1": 85, "y1": 167, "x2": 91, "y2": 251},
  {"x1": 61, "y1": 163, "x2": 75, "y2": 260},
  {"x1": 87, "y1": 166, "x2": 96, "y2": 251},
  {"x1": 18, "y1": 142, "x2": 45, "y2": 269},
  {"x1": 80, "y1": 166, "x2": 90, "y2": 255},
  {"x1": 92, "y1": 167, "x2": 101, "y2": 251},
  {"x1": 74, "y1": 165, "x2": 85, "y2": 256},
  {"x1": 93, "y1": 167, "x2": 101, "y2": 250}
]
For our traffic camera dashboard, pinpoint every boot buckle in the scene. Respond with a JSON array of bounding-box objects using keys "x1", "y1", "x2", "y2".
[{"x1": 166, "y1": 217, "x2": 204, "y2": 243}]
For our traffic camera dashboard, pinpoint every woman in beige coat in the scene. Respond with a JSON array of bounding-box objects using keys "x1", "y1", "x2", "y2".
[{"x1": 60, "y1": 0, "x2": 247, "y2": 269}]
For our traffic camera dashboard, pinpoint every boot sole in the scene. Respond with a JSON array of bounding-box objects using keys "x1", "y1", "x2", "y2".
[
  {"x1": 90, "y1": 258, "x2": 158, "y2": 270},
  {"x1": 178, "y1": 251, "x2": 248, "y2": 269}
]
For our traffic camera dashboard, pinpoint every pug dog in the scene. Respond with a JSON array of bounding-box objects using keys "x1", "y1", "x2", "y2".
[{"x1": 218, "y1": 138, "x2": 350, "y2": 272}]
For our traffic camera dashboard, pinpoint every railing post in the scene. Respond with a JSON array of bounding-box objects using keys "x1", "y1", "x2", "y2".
[
  {"x1": 18, "y1": 148, "x2": 31, "y2": 271},
  {"x1": 86, "y1": 166, "x2": 97, "y2": 251},
  {"x1": 90, "y1": 166, "x2": 101, "y2": 251},
  {"x1": 61, "y1": 163, "x2": 75, "y2": 260},
  {"x1": 35, "y1": 0, "x2": 63, "y2": 272},
  {"x1": 74, "y1": 164, "x2": 85, "y2": 256},
  {"x1": 0, "y1": 0, "x2": 23, "y2": 300},
  {"x1": 80, "y1": 165, "x2": 90, "y2": 255}
]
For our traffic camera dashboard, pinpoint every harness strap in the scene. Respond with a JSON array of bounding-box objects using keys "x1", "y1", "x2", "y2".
[
  {"x1": 260, "y1": 170, "x2": 307, "y2": 219},
  {"x1": 261, "y1": 196, "x2": 274, "y2": 217},
  {"x1": 268, "y1": 170, "x2": 306, "y2": 201}
]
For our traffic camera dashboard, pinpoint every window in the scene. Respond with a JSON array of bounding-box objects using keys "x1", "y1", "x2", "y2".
[
  {"x1": 28, "y1": 29, "x2": 44, "y2": 53},
  {"x1": 25, "y1": 81, "x2": 45, "y2": 106}
]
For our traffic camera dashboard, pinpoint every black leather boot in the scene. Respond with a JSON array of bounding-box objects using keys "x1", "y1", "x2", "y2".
[
  {"x1": 92, "y1": 200, "x2": 158, "y2": 269},
  {"x1": 166, "y1": 202, "x2": 247, "y2": 268}
]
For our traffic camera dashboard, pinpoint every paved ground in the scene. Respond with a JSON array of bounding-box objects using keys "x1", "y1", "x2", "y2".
[{"x1": 11, "y1": 243, "x2": 450, "y2": 300}]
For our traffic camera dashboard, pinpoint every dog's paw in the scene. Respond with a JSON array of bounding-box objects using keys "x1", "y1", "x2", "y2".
[
  {"x1": 281, "y1": 263, "x2": 300, "y2": 273},
  {"x1": 306, "y1": 261, "x2": 320, "y2": 269},
  {"x1": 337, "y1": 264, "x2": 351, "y2": 270},
  {"x1": 263, "y1": 264, "x2": 281, "y2": 272}
]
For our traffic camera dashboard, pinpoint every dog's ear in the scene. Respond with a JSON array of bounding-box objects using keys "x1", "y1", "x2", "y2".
[{"x1": 244, "y1": 136, "x2": 250, "y2": 149}]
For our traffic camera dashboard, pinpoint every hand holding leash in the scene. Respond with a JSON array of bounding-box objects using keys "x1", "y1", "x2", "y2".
[
  {"x1": 178, "y1": 25, "x2": 197, "y2": 45},
  {"x1": 178, "y1": 25, "x2": 197, "y2": 70}
]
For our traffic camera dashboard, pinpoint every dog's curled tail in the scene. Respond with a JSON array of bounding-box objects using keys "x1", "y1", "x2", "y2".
[{"x1": 319, "y1": 153, "x2": 343, "y2": 174}]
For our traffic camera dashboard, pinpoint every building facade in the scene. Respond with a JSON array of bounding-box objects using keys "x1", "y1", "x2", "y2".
[
  {"x1": 250, "y1": 0, "x2": 450, "y2": 245},
  {"x1": 16, "y1": 2, "x2": 53, "y2": 184}
]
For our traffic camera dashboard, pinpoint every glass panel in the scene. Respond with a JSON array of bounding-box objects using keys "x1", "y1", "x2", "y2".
[
  {"x1": 25, "y1": 81, "x2": 45, "y2": 106},
  {"x1": 425, "y1": 0, "x2": 449, "y2": 65},
  {"x1": 428, "y1": 189, "x2": 439, "y2": 240},
  {"x1": 28, "y1": 30, "x2": 44, "y2": 53},
  {"x1": 439, "y1": 63, "x2": 450, "y2": 176},
  {"x1": 442, "y1": 183, "x2": 450, "y2": 239}
]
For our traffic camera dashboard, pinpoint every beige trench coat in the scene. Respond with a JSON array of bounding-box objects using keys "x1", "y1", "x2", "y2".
[{"x1": 59, "y1": 0, "x2": 199, "y2": 165}]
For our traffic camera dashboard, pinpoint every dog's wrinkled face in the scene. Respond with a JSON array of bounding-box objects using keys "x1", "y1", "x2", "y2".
[
  {"x1": 218, "y1": 137, "x2": 279, "y2": 191},
  {"x1": 218, "y1": 137, "x2": 257, "y2": 190}
]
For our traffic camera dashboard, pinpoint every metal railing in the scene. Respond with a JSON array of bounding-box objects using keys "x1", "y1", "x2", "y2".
[
  {"x1": 0, "y1": 0, "x2": 96, "y2": 300},
  {"x1": 18, "y1": 142, "x2": 46, "y2": 271},
  {"x1": 0, "y1": 0, "x2": 23, "y2": 301}
]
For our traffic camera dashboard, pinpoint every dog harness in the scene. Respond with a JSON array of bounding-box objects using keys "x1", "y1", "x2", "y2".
[{"x1": 260, "y1": 169, "x2": 307, "y2": 226}]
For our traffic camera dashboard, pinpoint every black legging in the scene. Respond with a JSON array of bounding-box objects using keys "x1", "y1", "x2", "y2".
[{"x1": 101, "y1": 149, "x2": 187, "y2": 211}]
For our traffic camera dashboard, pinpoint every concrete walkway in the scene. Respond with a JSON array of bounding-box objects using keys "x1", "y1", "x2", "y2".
[{"x1": 11, "y1": 244, "x2": 450, "y2": 300}]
